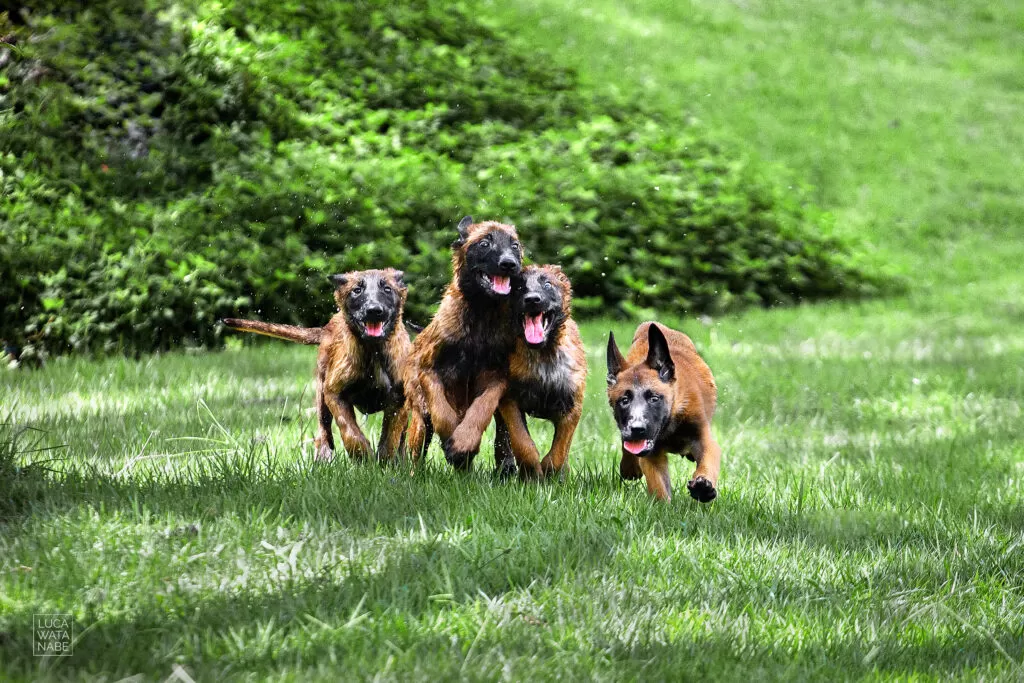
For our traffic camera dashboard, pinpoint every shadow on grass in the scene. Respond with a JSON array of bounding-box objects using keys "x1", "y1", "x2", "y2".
[{"x1": 1, "y1": 545, "x2": 1021, "y2": 681}]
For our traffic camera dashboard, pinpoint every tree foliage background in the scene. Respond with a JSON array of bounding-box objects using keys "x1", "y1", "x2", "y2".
[{"x1": 0, "y1": 0, "x2": 881, "y2": 356}]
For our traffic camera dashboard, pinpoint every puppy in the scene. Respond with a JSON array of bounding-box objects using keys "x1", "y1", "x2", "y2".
[
  {"x1": 606, "y1": 322, "x2": 721, "y2": 502},
  {"x1": 223, "y1": 268, "x2": 411, "y2": 462},
  {"x1": 403, "y1": 216, "x2": 523, "y2": 470},
  {"x1": 493, "y1": 265, "x2": 587, "y2": 478}
]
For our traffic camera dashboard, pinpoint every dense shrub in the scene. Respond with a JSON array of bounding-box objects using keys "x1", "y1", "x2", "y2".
[{"x1": 0, "y1": 0, "x2": 882, "y2": 356}]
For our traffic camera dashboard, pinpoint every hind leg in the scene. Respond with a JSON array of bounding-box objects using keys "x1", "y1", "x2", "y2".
[
  {"x1": 493, "y1": 412, "x2": 518, "y2": 478},
  {"x1": 404, "y1": 401, "x2": 431, "y2": 463}
]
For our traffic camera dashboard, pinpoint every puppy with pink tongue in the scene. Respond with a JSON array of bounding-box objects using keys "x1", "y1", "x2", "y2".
[
  {"x1": 491, "y1": 264, "x2": 588, "y2": 479},
  {"x1": 523, "y1": 313, "x2": 548, "y2": 345},
  {"x1": 490, "y1": 275, "x2": 512, "y2": 295}
]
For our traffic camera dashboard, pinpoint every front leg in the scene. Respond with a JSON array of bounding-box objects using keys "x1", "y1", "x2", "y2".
[
  {"x1": 638, "y1": 451, "x2": 672, "y2": 501},
  {"x1": 686, "y1": 424, "x2": 721, "y2": 503},
  {"x1": 420, "y1": 370, "x2": 460, "y2": 440},
  {"x1": 497, "y1": 399, "x2": 542, "y2": 479},
  {"x1": 445, "y1": 372, "x2": 507, "y2": 471},
  {"x1": 324, "y1": 393, "x2": 373, "y2": 460},
  {"x1": 540, "y1": 406, "x2": 581, "y2": 476},
  {"x1": 377, "y1": 399, "x2": 408, "y2": 462},
  {"x1": 313, "y1": 374, "x2": 335, "y2": 462},
  {"x1": 619, "y1": 451, "x2": 643, "y2": 481}
]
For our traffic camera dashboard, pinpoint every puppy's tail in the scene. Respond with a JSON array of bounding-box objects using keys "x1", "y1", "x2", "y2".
[{"x1": 221, "y1": 318, "x2": 322, "y2": 345}]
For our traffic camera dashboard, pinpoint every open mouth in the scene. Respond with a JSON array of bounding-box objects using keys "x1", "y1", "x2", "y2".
[
  {"x1": 622, "y1": 439, "x2": 654, "y2": 455},
  {"x1": 523, "y1": 312, "x2": 553, "y2": 345},
  {"x1": 363, "y1": 321, "x2": 385, "y2": 337},
  {"x1": 484, "y1": 274, "x2": 511, "y2": 295}
]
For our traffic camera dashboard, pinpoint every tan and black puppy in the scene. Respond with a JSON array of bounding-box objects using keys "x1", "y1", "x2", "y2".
[
  {"x1": 606, "y1": 322, "x2": 721, "y2": 502},
  {"x1": 493, "y1": 265, "x2": 587, "y2": 478},
  {"x1": 403, "y1": 216, "x2": 523, "y2": 470},
  {"x1": 223, "y1": 268, "x2": 411, "y2": 462}
]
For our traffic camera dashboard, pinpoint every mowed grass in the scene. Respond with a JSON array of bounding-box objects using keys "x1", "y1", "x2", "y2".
[
  {"x1": 2, "y1": 303, "x2": 1023, "y2": 681},
  {"x1": 3, "y1": 0, "x2": 1024, "y2": 680}
]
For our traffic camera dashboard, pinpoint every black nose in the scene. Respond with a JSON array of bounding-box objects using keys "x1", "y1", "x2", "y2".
[
  {"x1": 498, "y1": 256, "x2": 518, "y2": 274},
  {"x1": 365, "y1": 304, "x2": 385, "y2": 321},
  {"x1": 523, "y1": 292, "x2": 542, "y2": 306},
  {"x1": 625, "y1": 424, "x2": 647, "y2": 440}
]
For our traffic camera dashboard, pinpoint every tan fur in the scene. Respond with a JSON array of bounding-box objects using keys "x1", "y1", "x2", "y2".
[
  {"x1": 403, "y1": 221, "x2": 519, "y2": 464},
  {"x1": 608, "y1": 321, "x2": 720, "y2": 502},
  {"x1": 498, "y1": 265, "x2": 587, "y2": 478},
  {"x1": 225, "y1": 269, "x2": 411, "y2": 462},
  {"x1": 222, "y1": 319, "x2": 322, "y2": 345}
]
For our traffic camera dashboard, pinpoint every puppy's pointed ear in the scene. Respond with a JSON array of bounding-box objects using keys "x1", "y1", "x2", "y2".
[
  {"x1": 328, "y1": 273, "x2": 348, "y2": 288},
  {"x1": 455, "y1": 216, "x2": 473, "y2": 245},
  {"x1": 645, "y1": 324, "x2": 675, "y2": 382},
  {"x1": 392, "y1": 270, "x2": 406, "y2": 290},
  {"x1": 548, "y1": 264, "x2": 572, "y2": 291},
  {"x1": 607, "y1": 331, "x2": 625, "y2": 386}
]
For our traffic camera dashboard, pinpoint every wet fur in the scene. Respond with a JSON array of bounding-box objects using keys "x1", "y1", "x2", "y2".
[
  {"x1": 494, "y1": 265, "x2": 587, "y2": 478},
  {"x1": 403, "y1": 218, "x2": 523, "y2": 470},
  {"x1": 224, "y1": 268, "x2": 411, "y2": 462},
  {"x1": 607, "y1": 322, "x2": 721, "y2": 502}
]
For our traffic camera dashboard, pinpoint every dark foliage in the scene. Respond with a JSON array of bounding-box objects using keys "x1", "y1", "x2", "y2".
[{"x1": 0, "y1": 0, "x2": 882, "y2": 356}]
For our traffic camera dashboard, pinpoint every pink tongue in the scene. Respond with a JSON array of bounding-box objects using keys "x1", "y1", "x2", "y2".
[
  {"x1": 623, "y1": 440, "x2": 648, "y2": 455},
  {"x1": 491, "y1": 275, "x2": 511, "y2": 294},
  {"x1": 365, "y1": 322, "x2": 384, "y2": 337},
  {"x1": 524, "y1": 314, "x2": 545, "y2": 344}
]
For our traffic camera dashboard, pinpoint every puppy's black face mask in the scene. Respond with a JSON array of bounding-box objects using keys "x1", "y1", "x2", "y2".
[
  {"x1": 610, "y1": 384, "x2": 671, "y2": 457},
  {"x1": 606, "y1": 325, "x2": 676, "y2": 457},
  {"x1": 332, "y1": 272, "x2": 404, "y2": 341},
  {"x1": 514, "y1": 268, "x2": 567, "y2": 348},
  {"x1": 458, "y1": 228, "x2": 522, "y2": 300}
]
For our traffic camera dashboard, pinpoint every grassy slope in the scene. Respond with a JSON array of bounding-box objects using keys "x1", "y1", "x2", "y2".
[{"x1": 3, "y1": 0, "x2": 1024, "y2": 680}]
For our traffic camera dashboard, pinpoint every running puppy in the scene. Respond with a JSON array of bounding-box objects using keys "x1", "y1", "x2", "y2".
[
  {"x1": 403, "y1": 216, "x2": 522, "y2": 470},
  {"x1": 606, "y1": 322, "x2": 721, "y2": 502},
  {"x1": 494, "y1": 265, "x2": 587, "y2": 478},
  {"x1": 223, "y1": 268, "x2": 411, "y2": 462}
]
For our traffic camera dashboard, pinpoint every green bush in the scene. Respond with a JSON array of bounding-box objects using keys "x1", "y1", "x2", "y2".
[{"x1": 0, "y1": 0, "x2": 882, "y2": 356}]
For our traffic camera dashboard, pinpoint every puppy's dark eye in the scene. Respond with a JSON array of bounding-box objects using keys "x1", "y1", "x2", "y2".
[
  {"x1": 617, "y1": 395, "x2": 630, "y2": 407},
  {"x1": 383, "y1": 285, "x2": 392, "y2": 294},
  {"x1": 353, "y1": 285, "x2": 364, "y2": 295},
  {"x1": 648, "y1": 394, "x2": 661, "y2": 404},
  {"x1": 480, "y1": 238, "x2": 491, "y2": 248},
  {"x1": 512, "y1": 242, "x2": 521, "y2": 252},
  {"x1": 544, "y1": 282, "x2": 554, "y2": 291}
]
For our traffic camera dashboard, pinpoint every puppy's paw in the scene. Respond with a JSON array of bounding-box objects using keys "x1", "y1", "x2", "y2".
[
  {"x1": 448, "y1": 424, "x2": 482, "y2": 456},
  {"x1": 539, "y1": 457, "x2": 562, "y2": 479},
  {"x1": 442, "y1": 438, "x2": 476, "y2": 472},
  {"x1": 495, "y1": 456, "x2": 518, "y2": 480},
  {"x1": 314, "y1": 444, "x2": 334, "y2": 463},
  {"x1": 347, "y1": 438, "x2": 374, "y2": 461},
  {"x1": 687, "y1": 476, "x2": 717, "y2": 503}
]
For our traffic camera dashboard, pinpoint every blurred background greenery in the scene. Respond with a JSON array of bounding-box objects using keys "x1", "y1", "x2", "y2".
[{"x1": 0, "y1": 0, "x2": 884, "y2": 358}]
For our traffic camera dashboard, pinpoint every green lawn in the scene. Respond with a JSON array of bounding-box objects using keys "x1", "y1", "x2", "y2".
[{"x1": 3, "y1": 0, "x2": 1024, "y2": 680}]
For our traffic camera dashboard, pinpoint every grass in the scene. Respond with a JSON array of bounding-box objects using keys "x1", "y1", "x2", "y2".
[{"x1": 2, "y1": 0, "x2": 1024, "y2": 680}]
